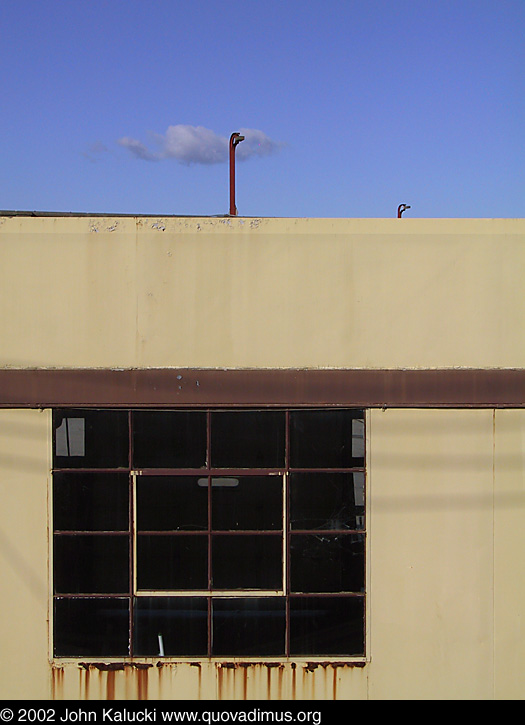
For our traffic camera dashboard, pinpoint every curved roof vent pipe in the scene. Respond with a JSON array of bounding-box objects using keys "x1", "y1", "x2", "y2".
[
  {"x1": 229, "y1": 132, "x2": 245, "y2": 215},
  {"x1": 397, "y1": 204, "x2": 411, "y2": 218}
]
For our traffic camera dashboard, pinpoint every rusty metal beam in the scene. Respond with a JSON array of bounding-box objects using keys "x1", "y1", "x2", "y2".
[{"x1": 0, "y1": 368, "x2": 523, "y2": 408}]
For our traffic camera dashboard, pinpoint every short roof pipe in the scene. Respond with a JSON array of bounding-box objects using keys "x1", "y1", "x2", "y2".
[
  {"x1": 397, "y1": 203, "x2": 411, "y2": 218},
  {"x1": 229, "y1": 132, "x2": 245, "y2": 215}
]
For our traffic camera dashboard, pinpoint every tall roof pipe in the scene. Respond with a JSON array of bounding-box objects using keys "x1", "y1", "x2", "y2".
[{"x1": 229, "y1": 132, "x2": 245, "y2": 215}]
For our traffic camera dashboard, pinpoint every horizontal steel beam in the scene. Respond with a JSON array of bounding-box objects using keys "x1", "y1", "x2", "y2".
[{"x1": 0, "y1": 368, "x2": 523, "y2": 408}]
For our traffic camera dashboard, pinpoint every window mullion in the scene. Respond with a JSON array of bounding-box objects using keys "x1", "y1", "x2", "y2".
[
  {"x1": 207, "y1": 410, "x2": 212, "y2": 657},
  {"x1": 283, "y1": 471, "x2": 289, "y2": 657}
]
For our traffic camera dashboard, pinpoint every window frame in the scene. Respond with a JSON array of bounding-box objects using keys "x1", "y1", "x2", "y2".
[{"x1": 51, "y1": 407, "x2": 369, "y2": 663}]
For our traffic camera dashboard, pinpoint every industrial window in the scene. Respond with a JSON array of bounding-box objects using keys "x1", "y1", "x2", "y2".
[{"x1": 52, "y1": 408, "x2": 366, "y2": 658}]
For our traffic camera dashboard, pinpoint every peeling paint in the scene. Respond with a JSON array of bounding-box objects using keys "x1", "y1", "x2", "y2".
[{"x1": 79, "y1": 662, "x2": 126, "y2": 671}]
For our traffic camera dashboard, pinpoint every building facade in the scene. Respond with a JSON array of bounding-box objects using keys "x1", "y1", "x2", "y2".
[{"x1": 0, "y1": 214, "x2": 524, "y2": 699}]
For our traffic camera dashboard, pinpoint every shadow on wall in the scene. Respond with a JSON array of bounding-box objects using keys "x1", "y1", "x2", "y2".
[
  {"x1": 372, "y1": 490, "x2": 525, "y2": 513},
  {"x1": 0, "y1": 526, "x2": 47, "y2": 601}
]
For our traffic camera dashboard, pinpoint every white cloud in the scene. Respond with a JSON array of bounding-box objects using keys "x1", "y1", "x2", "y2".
[
  {"x1": 236, "y1": 128, "x2": 284, "y2": 161},
  {"x1": 117, "y1": 125, "x2": 283, "y2": 165},
  {"x1": 162, "y1": 125, "x2": 228, "y2": 164},
  {"x1": 117, "y1": 136, "x2": 159, "y2": 162}
]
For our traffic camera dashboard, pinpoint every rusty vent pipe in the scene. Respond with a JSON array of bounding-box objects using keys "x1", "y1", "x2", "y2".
[
  {"x1": 397, "y1": 203, "x2": 411, "y2": 218},
  {"x1": 229, "y1": 132, "x2": 245, "y2": 215}
]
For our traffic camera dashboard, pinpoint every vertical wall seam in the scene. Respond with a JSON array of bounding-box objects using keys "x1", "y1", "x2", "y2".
[
  {"x1": 47, "y1": 408, "x2": 54, "y2": 696},
  {"x1": 366, "y1": 409, "x2": 372, "y2": 700},
  {"x1": 492, "y1": 408, "x2": 496, "y2": 700},
  {"x1": 135, "y1": 218, "x2": 140, "y2": 368}
]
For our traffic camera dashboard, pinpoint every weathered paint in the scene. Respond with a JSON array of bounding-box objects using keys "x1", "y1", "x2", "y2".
[
  {"x1": 0, "y1": 216, "x2": 523, "y2": 370},
  {"x1": 49, "y1": 662, "x2": 367, "y2": 701}
]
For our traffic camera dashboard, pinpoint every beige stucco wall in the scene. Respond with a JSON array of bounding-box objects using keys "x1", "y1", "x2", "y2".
[
  {"x1": 0, "y1": 216, "x2": 523, "y2": 370},
  {"x1": 1, "y1": 408, "x2": 524, "y2": 700}
]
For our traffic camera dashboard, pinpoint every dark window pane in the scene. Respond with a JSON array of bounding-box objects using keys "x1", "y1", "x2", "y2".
[
  {"x1": 137, "y1": 476, "x2": 207, "y2": 531},
  {"x1": 137, "y1": 535, "x2": 207, "y2": 590},
  {"x1": 290, "y1": 472, "x2": 365, "y2": 531},
  {"x1": 212, "y1": 535, "x2": 282, "y2": 590},
  {"x1": 290, "y1": 534, "x2": 365, "y2": 593},
  {"x1": 133, "y1": 411, "x2": 207, "y2": 469},
  {"x1": 54, "y1": 535, "x2": 129, "y2": 594},
  {"x1": 212, "y1": 476, "x2": 283, "y2": 531},
  {"x1": 53, "y1": 410, "x2": 129, "y2": 469},
  {"x1": 289, "y1": 596, "x2": 365, "y2": 656},
  {"x1": 134, "y1": 597, "x2": 207, "y2": 656},
  {"x1": 210, "y1": 411, "x2": 285, "y2": 468},
  {"x1": 290, "y1": 410, "x2": 364, "y2": 468},
  {"x1": 53, "y1": 472, "x2": 129, "y2": 532},
  {"x1": 212, "y1": 598, "x2": 285, "y2": 656},
  {"x1": 54, "y1": 598, "x2": 130, "y2": 657}
]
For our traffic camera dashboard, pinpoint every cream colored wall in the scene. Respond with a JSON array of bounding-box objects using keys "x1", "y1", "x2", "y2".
[
  {"x1": 368, "y1": 409, "x2": 495, "y2": 699},
  {"x1": 493, "y1": 410, "x2": 525, "y2": 699},
  {"x1": 0, "y1": 216, "x2": 523, "y2": 369},
  {"x1": 1, "y1": 408, "x2": 524, "y2": 700},
  {"x1": 0, "y1": 409, "x2": 51, "y2": 699},
  {"x1": 0, "y1": 215, "x2": 523, "y2": 698}
]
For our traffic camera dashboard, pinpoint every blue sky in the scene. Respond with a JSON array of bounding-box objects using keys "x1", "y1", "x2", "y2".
[{"x1": 1, "y1": 0, "x2": 523, "y2": 218}]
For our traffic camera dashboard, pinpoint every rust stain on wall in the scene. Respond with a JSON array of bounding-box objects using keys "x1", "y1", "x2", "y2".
[
  {"x1": 52, "y1": 661, "x2": 364, "y2": 701},
  {"x1": 51, "y1": 667, "x2": 63, "y2": 700},
  {"x1": 137, "y1": 668, "x2": 148, "y2": 700},
  {"x1": 106, "y1": 670, "x2": 115, "y2": 700},
  {"x1": 277, "y1": 666, "x2": 284, "y2": 700},
  {"x1": 190, "y1": 662, "x2": 201, "y2": 700},
  {"x1": 217, "y1": 665, "x2": 223, "y2": 700},
  {"x1": 83, "y1": 668, "x2": 90, "y2": 700},
  {"x1": 239, "y1": 664, "x2": 248, "y2": 700}
]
